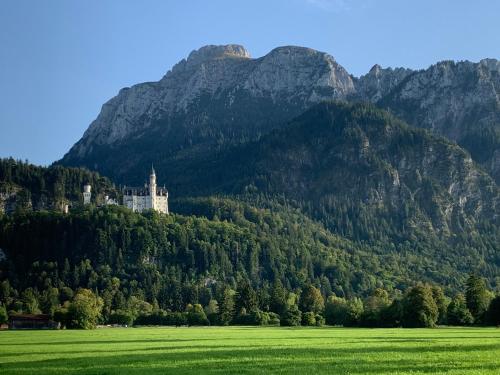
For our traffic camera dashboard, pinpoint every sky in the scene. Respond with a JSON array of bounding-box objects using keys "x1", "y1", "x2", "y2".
[{"x1": 1, "y1": 0, "x2": 499, "y2": 166}]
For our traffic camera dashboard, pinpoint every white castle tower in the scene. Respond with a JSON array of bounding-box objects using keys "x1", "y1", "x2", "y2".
[
  {"x1": 83, "y1": 184, "x2": 91, "y2": 205},
  {"x1": 122, "y1": 166, "x2": 169, "y2": 214},
  {"x1": 149, "y1": 165, "x2": 157, "y2": 211}
]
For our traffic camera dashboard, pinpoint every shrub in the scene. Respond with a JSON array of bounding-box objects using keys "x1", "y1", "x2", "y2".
[
  {"x1": 315, "y1": 314, "x2": 325, "y2": 326},
  {"x1": 186, "y1": 304, "x2": 209, "y2": 326},
  {"x1": 447, "y1": 294, "x2": 474, "y2": 326},
  {"x1": 268, "y1": 312, "x2": 280, "y2": 326},
  {"x1": 280, "y1": 305, "x2": 301, "y2": 326},
  {"x1": 486, "y1": 296, "x2": 500, "y2": 326},
  {"x1": 0, "y1": 304, "x2": 8, "y2": 325},
  {"x1": 108, "y1": 311, "x2": 134, "y2": 326},
  {"x1": 302, "y1": 312, "x2": 316, "y2": 326}
]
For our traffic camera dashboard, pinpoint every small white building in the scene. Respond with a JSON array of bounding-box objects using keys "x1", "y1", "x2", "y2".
[
  {"x1": 83, "y1": 184, "x2": 92, "y2": 205},
  {"x1": 122, "y1": 167, "x2": 169, "y2": 214}
]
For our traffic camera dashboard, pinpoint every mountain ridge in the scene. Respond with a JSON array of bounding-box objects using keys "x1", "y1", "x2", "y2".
[{"x1": 59, "y1": 44, "x2": 500, "y2": 183}]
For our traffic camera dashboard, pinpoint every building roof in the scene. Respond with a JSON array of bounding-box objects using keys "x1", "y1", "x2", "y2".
[
  {"x1": 123, "y1": 186, "x2": 168, "y2": 196},
  {"x1": 9, "y1": 314, "x2": 52, "y2": 321}
]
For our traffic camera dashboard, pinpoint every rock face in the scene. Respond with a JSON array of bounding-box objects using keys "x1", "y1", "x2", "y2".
[
  {"x1": 372, "y1": 59, "x2": 500, "y2": 182},
  {"x1": 354, "y1": 64, "x2": 414, "y2": 102},
  {"x1": 67, "y1": 45, "x2": 354, "y2": 166},
  {"x1": 60, "y1": 44, "x2": 500, "y2": 185}
]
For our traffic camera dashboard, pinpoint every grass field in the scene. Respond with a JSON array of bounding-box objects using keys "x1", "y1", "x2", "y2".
[{"x1": 0, "y1": 327, "x2": 499, "y2": 374}]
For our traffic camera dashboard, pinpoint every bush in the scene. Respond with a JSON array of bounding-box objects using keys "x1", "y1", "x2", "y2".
[
  {"x1": 0, "y1": 304, "x2": 8, "y2": 325},
  {"x1": 325, "y1": 296, "x2": 363, "y2": 326},
  {"x1": 268, "y1": 312, "x2": 280, "y2": 326},
  {"x1": 186, "y1": 304, "x2": 209, "y2": 326},
  {"x1": 134, "y1": 311, "x2": 188, "y2": 326},
  {"x1": 302, "y1": 311, "x2": 316, "y2": 326},
  {"x1": 280, "y1": 305, "x2": 302, "y2": 326},
  {"x1": 207, "y1": 312, "x2": 220, "y2": 325},
  {"x1": 447, "y1": 294, "x2": 473, "y2": 326},
  {"x1": 53, "y1": 303, "x2": 71, "y2": 328},
  {"x1": 233, "y1": 309, "x2": 277, "y2": 326},
  {"x1": 108, "y1": 311, "x2": 134, "y2": 326},
  {"x1": 486, "y1": 296, "x2": 500, "y2": 326},
  {"x1": 315, "y1": 314, "x2": 325, "y2": 326}
]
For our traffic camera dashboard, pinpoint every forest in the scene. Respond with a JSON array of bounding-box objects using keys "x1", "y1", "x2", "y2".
[{"x1": 0, "y1": 203, "x2": 498, "y2": 329}]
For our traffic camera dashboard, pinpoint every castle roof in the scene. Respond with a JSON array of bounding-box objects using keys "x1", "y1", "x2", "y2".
[{"x1": 123, "y1": 185, "x2": 168, "y2": 196}]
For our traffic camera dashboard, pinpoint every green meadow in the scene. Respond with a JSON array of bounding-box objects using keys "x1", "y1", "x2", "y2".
[{"x1": 0, "y1": 327, "x2": 499, "y2": 374}]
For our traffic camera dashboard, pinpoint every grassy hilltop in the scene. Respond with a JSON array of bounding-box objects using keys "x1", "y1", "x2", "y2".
[{"x1": 0, "y1": 327, "x2": 499, "y2": 374}]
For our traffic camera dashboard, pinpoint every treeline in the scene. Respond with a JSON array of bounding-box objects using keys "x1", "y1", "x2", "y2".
[
  {"x1": 0, "y1": 158, "x2": 118, "y2": 212},
  {"x1": 0, "y1": 201, "x2": 498, "y2": 329},
  {"x1": 1, "y1": 275, "x2": 498, "y2": 329}
]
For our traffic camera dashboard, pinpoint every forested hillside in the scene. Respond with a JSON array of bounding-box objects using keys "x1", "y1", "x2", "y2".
[
  {"x1": 0, "y1": 158, "x2": 119, "y2": 213},
  {"x1": 1, "y1": 201, "x2": 498, "y2": 328},
  {"x1": 157, "y1": 104, "x2": 499, "y2": 278}
]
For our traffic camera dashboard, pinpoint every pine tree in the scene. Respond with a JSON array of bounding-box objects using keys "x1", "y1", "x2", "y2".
[
  {"x1": 219, "y1": 287, "x2": 235, "y2": 325},
  {"x1": 235, "y1": 280, "x2": 257, "y2": 312},
  {"x1": 270, "y1": 279, "x2": 287, "y2": 315},
  {"x1": 465, "y1": 274, "x2": 491, "y2": 323}
]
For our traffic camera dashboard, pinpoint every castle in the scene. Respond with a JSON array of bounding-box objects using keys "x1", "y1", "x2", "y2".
[{"x1": 82, "y1": 166, "x2": 169, "y2": 214}]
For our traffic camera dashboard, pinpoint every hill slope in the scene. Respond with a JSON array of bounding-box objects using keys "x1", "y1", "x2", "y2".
[
  {"x1": 168, "y1": 102, "x2": 498, "y2": 236},
  {"x1": 0, "y1": 158, "x2": 119, "y2": 213},
  {"x1": 365, "y1": 59, "x2": 500, "y2": 182},
  {"x1": 163, "y1": 103, "x2": 500, "y2": 286}
]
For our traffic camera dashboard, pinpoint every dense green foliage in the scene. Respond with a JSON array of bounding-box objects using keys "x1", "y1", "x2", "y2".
[
  {"x1": 466, "y1": 274, "x2": 493, "y2": 323},
  {"x1": 0, "y1": 201, "x2": 498, "y2": 329},
  {"x1": 400, "y1": 284, "x2": 439, "y2": 328},
  {"x1": 166, "y1": 103, "x2": 499, "y2": 286},
  {"x1": 1, "y1": 327, "x2": 500, "y2": 374},
  {"x1": 0, "y1": 158, "x2": 119, "y2": 213}
]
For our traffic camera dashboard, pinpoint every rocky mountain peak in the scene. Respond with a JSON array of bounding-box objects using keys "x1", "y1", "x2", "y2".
[
  {"x1": 355, "y1": 64, "x2": 413, "y2": 102},
  {"x1": 369, "y1": 64, "x2": 382, "y2": 75},
  {"x1": 186, "y1": 44, "x2": 251, "y2": 64}
]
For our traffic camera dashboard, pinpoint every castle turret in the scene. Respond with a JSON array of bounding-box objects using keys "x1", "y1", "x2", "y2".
[
  {"x1": 149, "y1": 165, "x2": 156, "y2": 210},
  {"x1": 83, "y1": 184, "x2": 91, "y2": 205}
]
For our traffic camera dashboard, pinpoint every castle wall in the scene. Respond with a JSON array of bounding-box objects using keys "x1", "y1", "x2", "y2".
[{"x1": 123, "y1": 193, "x2": 168, "y2": 214}]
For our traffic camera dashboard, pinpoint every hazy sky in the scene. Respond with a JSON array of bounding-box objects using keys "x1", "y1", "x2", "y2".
[{"x1": 1, "y1": 0, "x2": 499, "y2": 165}]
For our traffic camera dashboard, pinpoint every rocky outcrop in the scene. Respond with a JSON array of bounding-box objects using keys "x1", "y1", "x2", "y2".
[
  {"x1": 354, "y1": 64, "x2": 413, "y2": 102},
  {"x1": 363, "y1": 59, "x2": 500, "y2": 182}
]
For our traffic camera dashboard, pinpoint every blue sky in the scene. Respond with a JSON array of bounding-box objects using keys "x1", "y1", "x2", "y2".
[{"x1": 1, "y1": 0, "x2": 499, "y2": 165}]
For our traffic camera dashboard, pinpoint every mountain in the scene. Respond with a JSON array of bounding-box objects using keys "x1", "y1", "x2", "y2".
[
  {"x1": 60, "y1": 45, "x2": 355, "y2": 182},
  {"x1": 59, "y1": 44, "x2": 500, "y2": 184},
  {"x1": 168, "y1": 102, "x2": 499, "y2": 240},
  {"x1": 364, "y1": 59, "x2": 500, "y2": 182},
  {"x1": 40, "y1": 45, "x2": 500, "y2": 290}
]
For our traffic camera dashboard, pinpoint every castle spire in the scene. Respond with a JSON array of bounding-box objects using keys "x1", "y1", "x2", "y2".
[{"x1": 151, "y1": 164, "x2": 156, "y2": 176}]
